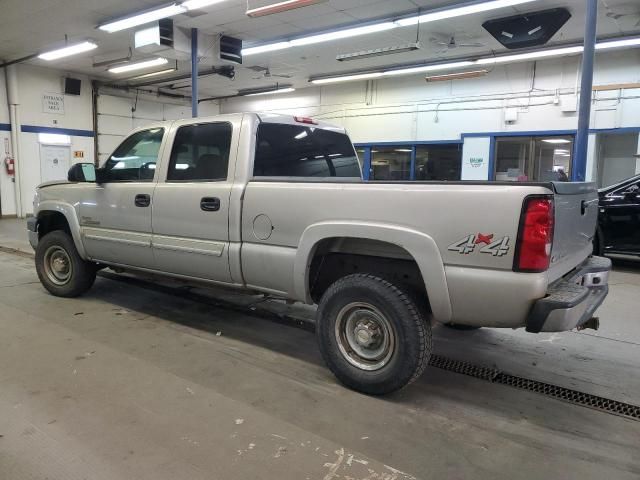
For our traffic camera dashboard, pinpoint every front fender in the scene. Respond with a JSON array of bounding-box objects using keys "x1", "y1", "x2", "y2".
[
  {"x1": 36, "y1": 200, "x2": 88, "y2": 260},
  {"x1": 293, "y1": 221, "x2": 452, "y2": 323}
]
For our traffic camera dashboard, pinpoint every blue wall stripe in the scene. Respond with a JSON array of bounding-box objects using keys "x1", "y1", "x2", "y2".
[
  {"x1": 20, "y1": 125, "x2": 94, "y2": 137},
  {"x1": 0, "y1": 123, "x2": 11, "y2": 131}
]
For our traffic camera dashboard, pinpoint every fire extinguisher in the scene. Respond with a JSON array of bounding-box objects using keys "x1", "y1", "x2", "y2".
[{"x1": 5, "y1": 156, "x2": 15, "y2": 176}]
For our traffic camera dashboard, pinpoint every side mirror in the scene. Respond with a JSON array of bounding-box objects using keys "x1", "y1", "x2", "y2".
[{"x1": 68, "y1": 163, "x2": 96, "y2": 182}]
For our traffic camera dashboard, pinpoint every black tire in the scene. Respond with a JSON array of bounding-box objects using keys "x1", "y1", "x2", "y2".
[
  {"x1": 316, "y1": 274, "x2": 431, "y2": 395},
  {"x1": 443, "y1": 323, "x2": 481, "y2": 331},
  {"x1": 35, "y1": 231, "x2": 96, "y2": 297}
]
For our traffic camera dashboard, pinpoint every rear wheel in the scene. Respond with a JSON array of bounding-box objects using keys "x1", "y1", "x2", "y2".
[
  {"x1": 35, "y1": 231, "x2": 96, "y2": 297},
  {"x1": 316, "y1": 274, "x2": 431, "y2": 395}
]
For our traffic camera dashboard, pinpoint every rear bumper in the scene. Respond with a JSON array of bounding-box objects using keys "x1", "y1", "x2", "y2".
[
  {"x1": 27, "y1": 217, "x2": 38, "y2": 250},
  {"x1": 526, "y1": 256, "x2": 611, "y2": 333}
]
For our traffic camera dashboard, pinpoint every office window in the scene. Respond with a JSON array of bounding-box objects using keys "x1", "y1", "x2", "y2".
[
  {"x1": 370, "y1": 147, "x2": 412, "y2": 180},
  {"x1": 415, "y1": 144, "x2": 462, "y2": 181}
]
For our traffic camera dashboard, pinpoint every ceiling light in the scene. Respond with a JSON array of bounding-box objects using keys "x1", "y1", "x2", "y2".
[
  {"x1": 290, "y1": 22, "x2": 397, "y2": 47},
  {"x1": 98, "y1": 4, "x2": 186, "y2": 33},
  {"x1": 595, "y1": 37, "x2": 640, "y2": 50},
  {"x1": 247, "y1": 0, "x2": 328, "y2": 17},
  {"x1": 38, "y1": 41, "x2": 97, "y2": 61},
  {"x1": 395, "y1": 149, "x2": 413, "y2": 152},
  {"x1": 385, "y1": 61, "x2": 475, "y2": 76},
  {"x1": 337, "y1": 43, "x2": 420, "y2": 62},
  {"x1": 109, "y1": 58, "x2": 169, "y2": 74},
  {"x1": 312, "y1": 72, "x2": 384, "y2": 85},
  {"x1": 395, "y1": 0, "x2": 537, "y2": 27},
  {"x1": 477, "y1": 45, "x2": 584, "y2": 64},
  {"x1": 542, "y1": 139, "x2": 571, "y2": 144},
  {"x1": 426, "y1": 70, "x2": 489, "y2": 82},
  {"x1": 127, "y1": 68, "x2": 178, "y2": 80},
  {"x1": 183, "y1": 0, "x2": 229, "y2": 9},
  {"x1": 244, "y1": 87, "x2": 296, "y2": 96},
  {"x1": 242, "y1": 42, "x2": 291, "y2": 56}
]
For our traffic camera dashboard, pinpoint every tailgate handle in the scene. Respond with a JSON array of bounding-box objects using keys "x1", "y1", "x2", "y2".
[{"x1": 200, "y1": 197, "x2": 221, "y2": 212}]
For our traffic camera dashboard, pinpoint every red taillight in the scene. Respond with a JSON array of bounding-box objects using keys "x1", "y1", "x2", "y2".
[
  {"x1": 514, "y1": 196, "x2": 554, "y2": 272},
  {"x1": 294, "y1": 116, "x2": 317, "y2": 125}
]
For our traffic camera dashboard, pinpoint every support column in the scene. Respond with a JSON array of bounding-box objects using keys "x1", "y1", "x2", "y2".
[
  {"x1": 191, "y1": 28, "x2": 198, "y2": 118},
  {"x1": 574, "y1": 0, "x2": 598, "y2": 182},
  {"x1": 5, "y1": 64, "x2": 23, "y2": 217}
]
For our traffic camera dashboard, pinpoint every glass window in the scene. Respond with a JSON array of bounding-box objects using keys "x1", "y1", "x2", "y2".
[
  {"x1": 494, "y1": 136, "x2": 573, "y2": 182},
  {"x1": 101, "y1": 128, "x2": 164, "y2": 182},
  {"x1": 415, "y1": 144, "x2": 462, "y2": 181},
  {"x1": 370, "y1": 147, "x2": 411, "y2": 180},
  {"x1": 253, "y1": 124, "x2": 361, "y2": 178},
  {"x1": 355, "y1": 147, "x2": 366, "y2": 171},
  {"x1": 167, "y1": 123, "x2": 232, "y2": 182}
]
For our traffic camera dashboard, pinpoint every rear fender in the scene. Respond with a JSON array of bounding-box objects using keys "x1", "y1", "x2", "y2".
[{"x1": 294, "y1": 221, "x2": 452, "y2": 322}]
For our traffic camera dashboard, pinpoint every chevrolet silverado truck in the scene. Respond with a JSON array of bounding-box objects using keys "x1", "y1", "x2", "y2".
[{"x1": 28, "y1": 113, "x2": 611, "y2": 395}]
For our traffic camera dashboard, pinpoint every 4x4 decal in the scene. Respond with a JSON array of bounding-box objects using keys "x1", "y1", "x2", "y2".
[{"x1": 448, "y1": 234, "x2": 510, "y2": 257}]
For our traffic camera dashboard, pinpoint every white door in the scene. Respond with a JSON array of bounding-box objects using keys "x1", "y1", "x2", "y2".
[{"x1": 40, "y1": 145, "x2": 71, "y2": 183}]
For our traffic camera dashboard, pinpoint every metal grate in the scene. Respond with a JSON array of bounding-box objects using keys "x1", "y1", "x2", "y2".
[{"x1": 429, "y1": 354, "x2": 640, "y2": 421}]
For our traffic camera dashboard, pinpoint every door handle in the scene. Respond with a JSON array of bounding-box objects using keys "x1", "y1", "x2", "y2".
[
  {"x1": 200, "y1": 197, "x2": 221, "y2": 212},
  {"x1": 135, "y1": 194, "x2": 151, "y2": 207}
]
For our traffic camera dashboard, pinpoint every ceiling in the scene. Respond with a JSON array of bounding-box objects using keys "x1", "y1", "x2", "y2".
[{"x1": 1, "y1": 0, "x2": 639, "y2": 98}]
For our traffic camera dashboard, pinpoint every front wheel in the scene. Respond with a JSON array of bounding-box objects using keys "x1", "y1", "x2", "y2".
[
  {"x1": 316, "y1": 274, "x2": 432, "y2": 395},
  {"x1": 35, "y1": 231, "x2": 97, "y2": 297}
]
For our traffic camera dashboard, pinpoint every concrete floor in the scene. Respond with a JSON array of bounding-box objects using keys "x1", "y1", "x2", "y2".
[{"x1": 0, "y1": 218, "x2": 639, "y2": 479}]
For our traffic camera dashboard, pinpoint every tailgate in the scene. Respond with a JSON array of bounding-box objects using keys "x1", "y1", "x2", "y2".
[{"x1": 549, "y1": 182, "x2": 598, "y2": 282}]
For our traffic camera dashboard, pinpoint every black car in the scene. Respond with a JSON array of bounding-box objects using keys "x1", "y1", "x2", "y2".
[{"x1": 595, "y1": 174, "x2": 640, "y2": 256}]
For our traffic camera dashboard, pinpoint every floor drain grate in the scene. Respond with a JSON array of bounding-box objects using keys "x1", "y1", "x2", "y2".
[{"x1": 429, "y1": 354, "x2": 640, "y2": 421}]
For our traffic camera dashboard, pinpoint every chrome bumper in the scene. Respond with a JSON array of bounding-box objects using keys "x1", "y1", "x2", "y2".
[
  {"x1": 526, "y1": 256, "x2": 611, "y2": 333},
  {"x1": 27, "y1": 217, "x2": 38, "y2": 250}
]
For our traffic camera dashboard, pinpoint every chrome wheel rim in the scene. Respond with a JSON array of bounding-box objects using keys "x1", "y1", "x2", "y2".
[
  {"x1": 334, "y1": 302, "x2": 395, "y2": 371},
  {"x1": 43, "y1": 246, "x2": 72, "y2": 286}
]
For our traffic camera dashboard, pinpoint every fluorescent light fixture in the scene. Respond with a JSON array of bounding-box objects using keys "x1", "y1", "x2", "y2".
[
  {"x1": 38, "y1": 41, "x2": 97, "y2": 61},
  {"x1": 290, "y1": 22, "x2": 397, "y2": 47},
  {"x1": 477, "y1": 45, "x2": 584, "y2": 64},
  {"x1": 38, "y1": 133, "x2": 71, "y2": 145},
  {"x1": 244, "y1": 87, "x2": 296, "y2": 96},
  {"x1": 128, "y1": 67, "x2": 177, "y2": 80},
  {"x1": 385, "y1": 61, "x2": 475, "y2": 76},
  {"x1": 395, "y1": 0, "x2": 537, "y2": 27},
  {"x1": 109, "y1": 57, "x2": 168, "y2": 74},
  {"x1": 247, "y1": 0, "x2": 328, "y2": 17},
  {"x1": 98, "y1": 4, "x2": 185, "y2": 33},
  {"x1": 312, "y1": 72, "x2": 383, "y2": 85},
  {"x1": 426, "y1": 69, "x2": 489, "y2": 82},
  {"x1": 542, "y1": 139, "x2": 571, "y2": 144},
  {"x1": 183, "y1": 0, "x2": 229, "y2": 9},
  {"x1": 395, "y1": 149, "x2": 413, "y2": 152},
  {"x1": 337, "y1": 43, "x2": 421, "y2": 62},
  {"x1": 242, "y1": 41, "x2": 291, "y2": 56},
  {"x1": 595, "y1": 37, "x2": 640, "y2": 50}
]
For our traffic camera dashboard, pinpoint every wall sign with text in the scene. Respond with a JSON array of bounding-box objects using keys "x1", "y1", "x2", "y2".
[{"x1": 42, "y1": 93, "x2": 65, "y2": 114}]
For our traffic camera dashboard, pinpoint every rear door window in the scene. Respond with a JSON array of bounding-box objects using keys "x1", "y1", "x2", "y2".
[{"x1": 253, "y1": 123, "x2": 361, "y2": 178}]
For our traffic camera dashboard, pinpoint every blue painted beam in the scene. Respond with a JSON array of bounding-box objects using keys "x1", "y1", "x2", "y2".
[{"x1": 191, "y1": 28, "x2": 198, "y2": 118}]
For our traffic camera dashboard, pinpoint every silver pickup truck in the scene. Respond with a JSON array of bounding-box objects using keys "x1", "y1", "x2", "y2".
[{"x1": 28, "y1": 113, "x2": 611, "y2": 394}]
